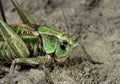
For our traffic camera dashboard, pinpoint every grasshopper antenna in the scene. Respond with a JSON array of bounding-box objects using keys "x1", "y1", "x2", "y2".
[
  {"x1": 60, "y1": 6, "x2": 70, "y2": 39},
  {"x1": 60, "y1": 6, "x2": 72, "y2": 62},
  {"x1": 0, "y1": 0, "x2": 7, "y2": 23}
]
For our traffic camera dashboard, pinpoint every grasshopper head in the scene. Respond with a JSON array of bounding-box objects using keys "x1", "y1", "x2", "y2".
[{"x1": 55, "y1": 34, "x2": 78, "y2": 62}]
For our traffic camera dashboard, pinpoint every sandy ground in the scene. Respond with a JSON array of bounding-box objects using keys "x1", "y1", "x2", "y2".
[{"x1": 0, "y1": 0, "x2": 120, "y2": 84}]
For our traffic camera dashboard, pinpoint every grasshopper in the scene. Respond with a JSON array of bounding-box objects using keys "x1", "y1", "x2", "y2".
[
  {"x1": 0, "y1": 0, "x2": 103, "y2": 83},
  {"x1": 0, "y1": 0, "x2": 78, "y2": 67}
]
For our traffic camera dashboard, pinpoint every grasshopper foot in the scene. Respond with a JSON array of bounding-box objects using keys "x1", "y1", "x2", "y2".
[
  {"x1": 6, "y1": 60, "x2": 16, "y2": 84},
  {"x1": 9, "y1": 60, "x2": 16, "y2": 74}
]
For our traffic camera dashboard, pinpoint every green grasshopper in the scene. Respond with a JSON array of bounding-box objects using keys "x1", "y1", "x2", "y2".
[
  {"x1": 0, "y1": 0, "x2": 78, "y2": 66},
  {"x1": 0, "y1": 0, "x2": 103, "y2": 83}
]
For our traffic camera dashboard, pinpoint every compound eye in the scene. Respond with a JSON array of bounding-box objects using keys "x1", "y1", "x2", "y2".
[
  {"x1": 60, "y1": 41, "x2": 68, "y2": 50},
  {"x1": 60, "y1": 43, "x2": 66, "y2": 50}
]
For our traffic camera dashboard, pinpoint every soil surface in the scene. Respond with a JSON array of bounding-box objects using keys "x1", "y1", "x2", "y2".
[{"x1": 0, "y1": 0, "x2": 120, "y2": 84}]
